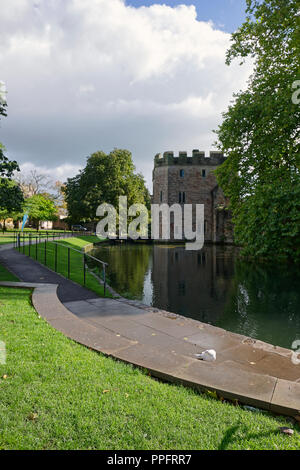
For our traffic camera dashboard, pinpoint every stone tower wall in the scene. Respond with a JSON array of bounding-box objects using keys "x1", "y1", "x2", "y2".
[{"x1": 152, "y1": 150, "x2": 232, "y2": 243}]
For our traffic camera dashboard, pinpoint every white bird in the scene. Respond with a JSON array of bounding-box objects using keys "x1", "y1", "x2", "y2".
[{"x1": 194, "y1": 349, "x2": 216, "y2": 362}]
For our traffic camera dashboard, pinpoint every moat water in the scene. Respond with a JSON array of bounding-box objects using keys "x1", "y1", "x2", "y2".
[{"x1": 91, "y1": 244, "x2": 300, "y2": 349}]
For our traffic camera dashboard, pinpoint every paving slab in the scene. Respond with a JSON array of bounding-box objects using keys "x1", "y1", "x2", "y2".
[
  {"x1": 128, "y1": 312, "x2": 203, "y2": 339},
  {"x1": 184, "y1": 330, "x2": 242, "y2": 353},
  {"x1": 49, "y1": 316, "x2": 137, "y2": 355},
  {"x1": 86, "y1": 298, "x2": 149, "y2": 317},
  {"x1": 61, "y1": 309, "x2": 211, "y2": 357},
  {"x1": 270, "y1": 380, "x2": 300, "y2": 416},
  {"x1": 63, "y1": 300, "x2": 104, "y2": 316},
  {"x1": 243, "y1": 337, "x2": 292, "y2": 357},
  {"x1": 175, "y1": 360, "x2": 277, "y2": 410},
  {"x1": 250, "y1": 353, "x2": 300, "y2": 382},
  {"x1": 221, "y1": 344, "x2": 268, "y2": 366},
  {"x1": 1, "y1": 246, "x2": 300, "y2": 417},
  {"x1": 113, "y1": 342, "x2": 196, "y2": 376},
  {"x1": 83, "y1": 316, "x2": 202, "y2": 350}
]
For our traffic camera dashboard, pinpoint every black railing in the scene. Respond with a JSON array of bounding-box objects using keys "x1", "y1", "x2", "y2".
[
  {"x1": 15, "y1": 233, "x2": 108, "y2": 296},
  {"x1": 13, "y1": 230, "x2": 95, "y2": 248},
  {"x1": 2, "y1": 230, "x2": 70, "y2": 238}
]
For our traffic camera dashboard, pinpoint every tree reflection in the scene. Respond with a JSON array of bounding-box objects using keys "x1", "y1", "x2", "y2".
[
  {"x1": 218, "y1": 260, "x2": 300, "y2": 347},
  {"x1": 92, "y1": 243, "x2": 152, "y2": 299}
]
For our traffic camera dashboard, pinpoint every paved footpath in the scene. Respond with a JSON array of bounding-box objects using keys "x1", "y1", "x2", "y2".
[{"x1": 1, "y1": 243, "x2": 300, "y2": 416}]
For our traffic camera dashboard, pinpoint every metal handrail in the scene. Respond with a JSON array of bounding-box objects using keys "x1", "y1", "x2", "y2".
[
  {"x1": 51, "y1": 240, "x2": 108, "y2": 267},
  {"x1": 1, "y1": 230, "x2": 72, "y2": 236},
  {"x1": 49, "y1": 240, "x2": 108, "y2": 294},
  {"x1": 15, "y1": 233, "x2": 108, "y2": 295},
  {"x1": 2, "y1": 230, "x2": 96, "y2": 239}
]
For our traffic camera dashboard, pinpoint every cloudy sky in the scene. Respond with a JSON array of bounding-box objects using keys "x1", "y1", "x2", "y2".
[{"x1": 0, "y1": 0, "x2": 252, "y2": 189}]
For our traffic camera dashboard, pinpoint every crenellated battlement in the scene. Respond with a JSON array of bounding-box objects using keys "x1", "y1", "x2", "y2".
[{"x1": 154, "y1": 150, "x2": 226, "y2": 167}]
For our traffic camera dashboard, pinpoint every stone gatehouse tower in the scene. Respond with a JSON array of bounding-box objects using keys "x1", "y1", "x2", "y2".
[{"x1": 152, "y1": 150, "x2": 233, "y2": 243}]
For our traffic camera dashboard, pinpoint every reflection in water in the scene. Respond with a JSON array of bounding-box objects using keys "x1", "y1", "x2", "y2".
[
  {"x1": 92, "y1": 244, "x2": 300, "y2": 348},
  {"x1": 92, "y1": 244, "x2": 153, "y2": 299}
]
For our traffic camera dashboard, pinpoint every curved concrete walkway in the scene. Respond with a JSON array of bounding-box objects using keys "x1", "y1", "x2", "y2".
[{"x1": 0, "y1": 243, "x2": 300, "y2": 416}]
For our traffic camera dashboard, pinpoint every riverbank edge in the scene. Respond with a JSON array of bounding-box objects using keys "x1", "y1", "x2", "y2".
[{"x1": 0, "y1": 280, "x2": 299, "y2": 417}]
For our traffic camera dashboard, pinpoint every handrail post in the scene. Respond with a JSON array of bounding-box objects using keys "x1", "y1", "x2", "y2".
[
  {"x1": 83, "y1": 253, "x2": 86, "y2": 286},
  {"x1": 68, "y1": 247, "x2": 70, "y2": 279},
  {"x1": 103, "y1": 264, "x2": 106, "y2": 296},
  {"x1": 35, "y1": 236, "x2": 38, "y2": 260},
  {"x1": 55, "y1": 243, "x2": 58, "y2": 272},
  {"x1": 44, "y1": 240, "x2": 47, "y2": 265}
]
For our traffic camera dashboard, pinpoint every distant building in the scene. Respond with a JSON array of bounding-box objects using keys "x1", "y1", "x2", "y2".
[{"x1": 152, "y1": 150, "x2": 233, "y2": 243}]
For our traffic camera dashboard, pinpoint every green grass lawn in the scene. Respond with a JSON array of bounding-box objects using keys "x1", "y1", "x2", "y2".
[
  {"x1": 0, "y1": 286, "x2": 299, "y2": 450},
  {"x1": 0, "y1": 264, "x2": 18, "y2": 282},
  {"x1": 0, "y1": 237, "x2": 14, "y2": 245},
  {"x1": 56, "y1": 235, "x2": 105, "y2": 249},
  {"x1": 17, "y1": 238, "x2": 110, "y2": 298}
]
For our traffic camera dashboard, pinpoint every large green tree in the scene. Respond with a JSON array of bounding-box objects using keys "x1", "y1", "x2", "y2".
[
  {"x1": 64, "y1": 149, "x2": 150, "y2": 223},
  {"x1": 0, "y1": 179, "x2": 24, "y2": 216},
  {"x1": 215, "y1": 0, "x2": 300, "y2": 262},
  {"x1": 25, "y1": 194, "x2": 57, "y2": 230}
]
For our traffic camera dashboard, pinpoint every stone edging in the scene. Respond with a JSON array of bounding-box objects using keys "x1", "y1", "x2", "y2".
[{"x1": 0, "y1": 281, "x2": 299, "y2": 417}]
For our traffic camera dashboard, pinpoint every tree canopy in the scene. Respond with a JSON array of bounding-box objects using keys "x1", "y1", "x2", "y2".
[
  {"x1": 0, "y1": 179, "x2": 24, "y2": 215},
  {"x1": 64, "y1": 149, "x2": 150, "y2": 223},
  {"x1": 24, "y1": 194, "x2": 57, "y2": 229},
  {"x1": 215, "y1": 0, "x2": 300, "y2": 262}
]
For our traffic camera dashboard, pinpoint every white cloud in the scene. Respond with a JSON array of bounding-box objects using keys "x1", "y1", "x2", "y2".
[
  {"x1": 0, "y1": 0, "x2": 252, "y2": 189},
  {"x1": 19, "y1": 162, "x2": 82, "y2": 183},
  {"x1": 0, "y1": 81, "x2": 7, "y2": 104},
  {"x1": 105, "y1": 93, "x2": 216, "y2": 117}
]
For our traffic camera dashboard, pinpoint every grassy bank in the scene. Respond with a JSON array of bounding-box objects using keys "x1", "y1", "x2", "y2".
[
  {"x1": 17, "y1": 237, "x2": 110, "y2": 298},
  {"x1": 0, "y1": 285, "x2": 299, "y2": 450},
  {"x1": 55, "y1": 235, "x2": 105, "y2": 250},
  {"x1": 0, "y1": 237, "x2": 14, "y2": 245},
  {"x1": 0, "y1": 264, "x2": 18, "y2": 282}
]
